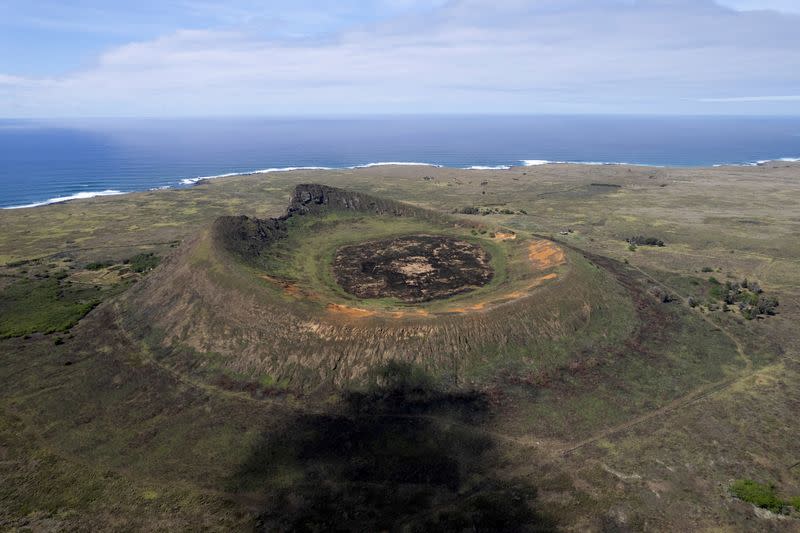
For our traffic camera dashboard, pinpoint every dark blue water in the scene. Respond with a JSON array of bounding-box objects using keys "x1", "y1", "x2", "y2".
[{"x1": 1, "y1": 115, "x2": 799, "y2": 209}]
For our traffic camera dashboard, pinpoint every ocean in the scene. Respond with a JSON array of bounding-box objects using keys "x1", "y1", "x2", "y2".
[{"x1": 1, "y1": 115, "x2": 798, "y2": 209}]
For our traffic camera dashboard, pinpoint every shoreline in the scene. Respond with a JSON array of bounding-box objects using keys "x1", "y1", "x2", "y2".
[{"x1": 2, "y1": 157, "x2": 799, "y2": 211}]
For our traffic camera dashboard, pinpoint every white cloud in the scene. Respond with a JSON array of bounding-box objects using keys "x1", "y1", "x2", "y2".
[
  {"x1": 2, "y1": 0, "x2": 800, "y2": 116},
  {"x1": 716, "y1": 0, "x2": 800, "y2": 14},
  {"x1": 699, "y1": 95, "x2": 800, "y2": 102}
]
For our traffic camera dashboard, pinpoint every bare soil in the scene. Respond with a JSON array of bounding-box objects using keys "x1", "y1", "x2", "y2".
[{"x1": 332, "y1": 235, "x2": 494, "y2": 303}]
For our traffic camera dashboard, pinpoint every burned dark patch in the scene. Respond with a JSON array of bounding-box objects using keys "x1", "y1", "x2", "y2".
[{"x1": 332, "y1": 235, "x2": 493, "y2": 303}]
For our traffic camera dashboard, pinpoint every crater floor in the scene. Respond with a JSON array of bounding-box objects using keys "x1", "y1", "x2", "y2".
[{"x1": 332, "y1": 235, "x2": 494, "y2": 303}]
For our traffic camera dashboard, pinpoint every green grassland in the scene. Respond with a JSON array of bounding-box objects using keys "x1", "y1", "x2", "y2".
[
  {"x1": 0, "y1": 163, "x2": 798, "y2": 530},
  {"x1": 0, "y1": 277, "x2": 100, "y2": 339},
  {"x1": 252, "y1": 212, "x2": 514, "y2": 312}
]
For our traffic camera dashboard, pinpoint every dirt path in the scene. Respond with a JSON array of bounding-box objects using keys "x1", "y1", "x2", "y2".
[
  {"x1": 630, "y1": 263, "x2": 752, "y2": 371},
  {"x1": 559, "y1": 370, "x2": 755, "y2": 456},
  {"x1": 4, "y1": 240, "x2": 178, "y2": 266},
  {"x1": 512, "y1": 234, "x2": 768, "y2": 457},
  {"x1": 551, "y1": 242, "x2": 768, "y2": 456}
]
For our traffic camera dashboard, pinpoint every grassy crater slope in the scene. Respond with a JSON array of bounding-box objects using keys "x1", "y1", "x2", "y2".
[{"x1": 118, "y1": 184, "x2": 626, "y2": 392}]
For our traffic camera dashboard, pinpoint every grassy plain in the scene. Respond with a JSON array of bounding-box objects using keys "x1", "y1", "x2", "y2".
[{"x1": 1, "y1": 162, "x2": 799, "y2": 530}]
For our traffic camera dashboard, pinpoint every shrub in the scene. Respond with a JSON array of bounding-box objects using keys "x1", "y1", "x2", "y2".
[
  {"x1": 85, "y1": 260, "x2": 114, "y2": 270},
  {"x1": 741, "y1": 306, "x2": 758, "y2": 320},
  {"x1": 125, "y1": 253, "x2": 160, "y2": 273},
  {"x1": 723, "y1": 291, "x2": 736, "y2": 305},
  {"x1": 626, "y1": 236, "x2": 665, "y2": 247},
  {"x1": 790, "y1": 496, "x2": 800, "y2": 512},
  {"x1": 701, "y1": 266, "x2": 714, "y2": 272},
  {"x1": 757, "y1": 295, "x2": 779, "y2": 316},
  {"x1": 458, "y1": 206, "x2": 480, "y2": 215},
  {"x1": 709, "y1": 281, "x2": 726, "y2": 300},
  {"x1": 730, "y1": 479, "x2": 785, "y2": 513},
  {"x1": 736, "y1": 291, "x2": 760, "y2": 306},
  {"x1": 649, "y1": 286, "x2": 674, "y2": 303}
]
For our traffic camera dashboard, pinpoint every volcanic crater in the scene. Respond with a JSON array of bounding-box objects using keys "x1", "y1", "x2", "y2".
[{"x1": 332, "y1": 235, "x2": 494, "y2": 303}]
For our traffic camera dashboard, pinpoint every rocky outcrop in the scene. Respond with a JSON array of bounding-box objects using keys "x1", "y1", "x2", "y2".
[
  {"x1": 212, "y1": 215, "x2": 288, "y2": 261},
  {"x1": 286, "y1": 183, "x2": 441, "y2": 220},
  {"x1": 214, "y1": 184, "x2": 451, "y2": 263}
]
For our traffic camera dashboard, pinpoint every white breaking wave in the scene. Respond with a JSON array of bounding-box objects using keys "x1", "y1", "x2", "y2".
[
  {"x1": 180, "y1": 166, "x2": 335, "y2": 185},
  {"x1": 521, "y1": 159, "x2": 664, "y2": 168},
  {"x1": 181, "y1": 172, "x2": 242, "y2": 185},
  {"x1": 179, "y1": 162, "x2": 442, "y2": 185},
  {"x1": 465, "y1": 165, "x2": 511, "y2": 170},
  {"x1": 3, "y1": 189, "x2": 125, "y2": 209},
  {"x1": 714, "y1": 157, "x2": 800, "y2": 167},
  {"x1": 350, "y1": 161, "x2": 442, "y2": 169}
]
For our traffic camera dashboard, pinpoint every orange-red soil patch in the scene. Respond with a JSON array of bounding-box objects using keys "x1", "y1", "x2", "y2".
[{"x1": 528, "y1": 240, "x2": 566, "y2": 270}]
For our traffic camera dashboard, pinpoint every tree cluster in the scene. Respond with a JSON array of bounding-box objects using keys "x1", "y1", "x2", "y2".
[
  {"x1": 708, "y1": 277, "x2": 777, "y2": 320},
  {"x1": 626, "y1": 236, "x2": 665, "y2": 247},
  {"x1": 455, "y1": 206, "x2": 526, "y2": 216}
]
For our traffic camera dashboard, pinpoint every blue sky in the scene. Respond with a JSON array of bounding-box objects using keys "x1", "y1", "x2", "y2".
[{"x1": 0, "y1": 0, "x2": 798, "y2": 117}]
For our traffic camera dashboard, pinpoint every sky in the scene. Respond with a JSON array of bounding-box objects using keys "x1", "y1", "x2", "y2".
[{"x1": 0, "y1": 0, "x2": 798, "y2": 117}]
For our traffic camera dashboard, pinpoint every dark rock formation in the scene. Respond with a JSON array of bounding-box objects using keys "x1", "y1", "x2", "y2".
[
  {"x1": 214, "y1": 184, "x2": 452, "y2": 263},
  {"x1": 286, "y1": 183, "x2": 439, "y2": 220},
  {"x1": 212, "y1": 215, "x2": 288, "y2": 261}
]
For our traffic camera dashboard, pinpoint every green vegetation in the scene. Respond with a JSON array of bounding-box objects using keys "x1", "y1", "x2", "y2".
[
  {"x1": 704, "y1": 277, "x2": 778, "y2": 319},
  {"x1": 626, "y1": 236, "x2": 665, "y2": 247},
  {"x1": 0, "y1": 277, "x2": 101, "y2": 338},
  {"x1": 455, "y1": 205, "x2": 527, "y2": 216},
  {"x1": 730, "y1": 479, "x2": 797, "y2": 513},
  {"x1": 85, "y1": 260, "x2": 114, "y2": 270},
  {"x1": 790, "y1": 497, "x2": 800, "y2": 512},
  {"x1": 87, "y1": 253, "x2": 160, "y2": 273},
  {"x1": 125, "y1": 252, "x2": 160, "y2": 272}
]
